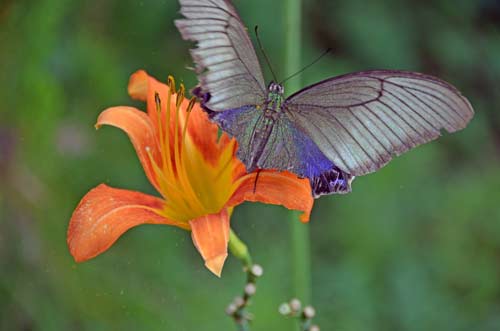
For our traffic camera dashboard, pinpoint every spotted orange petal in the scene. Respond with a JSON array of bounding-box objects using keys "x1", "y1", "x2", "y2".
[
  {"x1": 189, "y1": 209, "x2": 230, "y2": 277},
  {"x1": 96, "y1": 106, "x2": 162, "y2": 192},
  {"x1": 68, "y1": 184, "x2": 185, "y2": 263},
  {"x1": 229, "y1": 171, "x2": 314, "y2": 223}
]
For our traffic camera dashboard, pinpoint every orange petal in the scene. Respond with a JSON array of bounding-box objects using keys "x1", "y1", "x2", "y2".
[
  {"x1": 229, "y1": 171, "x2": 314, "y2": 223},
  {"x1": 189, "y1": 209, "x2": 230, "y2": 277},
  {"x1": 96, "y1": 106, "x2": 161, "y2": 192},
  {"x1": 185, "y1": 106, "x2": 229, "y2": 166},
  {"x1": 67, "y1": 184, "x2": 186, "y2": 263},
  {"x1": 127, "y1": 70, "x2": 149, "y2": 101},
  {"x1": 128, "y1": 70, "x2": 169, "y2": 127}
]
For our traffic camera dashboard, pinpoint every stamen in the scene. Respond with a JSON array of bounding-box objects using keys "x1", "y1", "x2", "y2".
[
  {"x1": 154, "y1": 92, "x2": 161, "y2": 112},
  {"x1": 145, "y1": 146, "x2": 194, "y2": 218},
  {"x1": 176, "y1": 84, "x2": 185, "y2": 108},
  {"x1": 165, "y1": 75, "x2": 175, "y2": 173},
  {"x1": 181, "y1": 97, "x2": 196, "y2": 141},
  {"x1": 171, "y1": 86, "x2": 205, "y2": 214},
  {"x1": 150, "y1": 76, "x2": 238, "y2": 221},
  {"x1": 154, "y1": 92, "x2": 171, "y2": 177},
  {"x1": 167, "y1": 75, "x2": 176, "y2": 92},
  {"x1": 186, "y1": 97, "x2": 196, "y2": 112},
  {"x1": 145, "y1": 147, "x2": 176, "y2": 195}
]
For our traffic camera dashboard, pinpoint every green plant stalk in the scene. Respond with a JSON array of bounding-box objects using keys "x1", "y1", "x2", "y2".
[
  {"x1": 228, "y1": 229, "x2": 253, "y2": 331},
  {"x1": 229, "y1": 229, "x2": 253, "y2": 269},
  {"x1": 284, "y1": 0, "x2": 312, "y2": 305}
]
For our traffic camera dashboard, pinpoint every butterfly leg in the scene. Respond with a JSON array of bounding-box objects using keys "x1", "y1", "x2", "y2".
[{"x1": 252, "y1": 169, "x2": 262, "y2": 194}]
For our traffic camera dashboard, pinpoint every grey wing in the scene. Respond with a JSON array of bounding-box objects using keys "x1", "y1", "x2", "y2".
[
  {"x1": 175, "y1": 0, "x2": 266, "y2": 111},
  {"x1": 285, "y1": 70, "x2": 474, "y2": 176}
]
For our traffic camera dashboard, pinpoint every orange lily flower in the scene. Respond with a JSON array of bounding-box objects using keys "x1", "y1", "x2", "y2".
[{"x1": 67, "y1": 70, "x2": 313, "y2": 277}]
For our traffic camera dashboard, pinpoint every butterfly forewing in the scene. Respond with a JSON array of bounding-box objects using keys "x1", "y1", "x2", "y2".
[
  {"x1": 175, "y1": 0, "x2": 267, "y2": 111},
  {"x1": 285, "y1": 70, "x2": 474, "y2": 176}
]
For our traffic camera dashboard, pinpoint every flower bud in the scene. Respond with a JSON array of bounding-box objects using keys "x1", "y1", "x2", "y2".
[
  {"x1": 278, "y1": 303, "x2": 292, "y2": 315},
  {"x1": 303, "y1": 305, "x2": 316, "y2": 319},
  {"x1": 233, "y1": 296, "x2": 245, "y2": 308},
  {"x1": 251, "y1": 264, "x2": 263, "y2": 277},
  {"x1": 244, "y1": 283, "x2": 257, "y2": 296},
  {"x1": 289, "y1": 298, "x2": 302, "y2": 312},
  {"x1": 225, "y1": 303, "x2": 237, "y2": 315}
]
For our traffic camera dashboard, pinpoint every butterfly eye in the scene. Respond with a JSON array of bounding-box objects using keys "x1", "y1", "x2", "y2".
[{"x1": 268, "y1": 82, "x2": 283, "y2": 94}]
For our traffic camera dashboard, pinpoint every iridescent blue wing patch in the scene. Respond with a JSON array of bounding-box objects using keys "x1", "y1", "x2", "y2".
[{"x1": 211, "y1": 107, "x2": 353, "y2": 196}]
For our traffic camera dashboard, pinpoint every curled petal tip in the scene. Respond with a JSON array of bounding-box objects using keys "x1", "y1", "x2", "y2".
[
  {"x1": 128, "y1": 70, "x2": 149, "y2": 101},
  {"x1": 205, "y1": 253, "x2": 228, "y2": 277}
]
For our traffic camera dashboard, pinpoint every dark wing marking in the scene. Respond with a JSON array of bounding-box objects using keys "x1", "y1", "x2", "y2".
[
  {"x1": 285, "y1": 70, "x2": 474, "y2": 176},
  {"x1": 175, "y1": 0, "x2": 266, "y2": 111}
]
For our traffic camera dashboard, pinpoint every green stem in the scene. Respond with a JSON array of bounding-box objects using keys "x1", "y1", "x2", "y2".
[
  {"x1": 284, "y1": 0, "x2": 311, "y2": 305},
  {"x1": 227, "y1": 229, "x2": 259, "y2": 331},
  {"x1": 229, "y1": 229, "x2": 253, "y2": 269},
  {"x1": 289, "y1": 211, "x2": 311, "y2": 304}
]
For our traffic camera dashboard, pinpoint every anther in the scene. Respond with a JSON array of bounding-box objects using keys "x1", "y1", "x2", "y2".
[
  {"x1": 176, "y1": 84, "x2": 185, "y2": 108},
  {"x1": 186, "y1": 97, "x2": 196, "y2": 112},
  {"x1": 155, "y1": 92, "x2": 161, "y2": 112},
  {"x1": 167, "y1": 75, "x2": 176, "y2": 91}
]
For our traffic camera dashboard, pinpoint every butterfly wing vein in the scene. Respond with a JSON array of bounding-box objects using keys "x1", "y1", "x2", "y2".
[
  {"x1": 176, "y1": 0, "x2": 266, "y2": 111},
  {"x1": 285, "y1": 71, "x2": 474, "y2": 176}
]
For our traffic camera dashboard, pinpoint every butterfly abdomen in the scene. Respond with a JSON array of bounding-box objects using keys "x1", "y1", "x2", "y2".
[{"x1": 247, "y1": 115, "x2": 276, "y2": 172}]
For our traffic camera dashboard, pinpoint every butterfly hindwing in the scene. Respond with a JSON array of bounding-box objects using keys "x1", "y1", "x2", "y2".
[
  {"x1": 211, "y1": 107, "x2": 353, "y2": 196},
  {"x1": 285, "y1": 70, "x2": 474, "y2": 176}
]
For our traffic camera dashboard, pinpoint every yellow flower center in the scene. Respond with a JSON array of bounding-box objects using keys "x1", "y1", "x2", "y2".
[{"x1": 147, "y1": 77, "x2": 239, "y2": 223}]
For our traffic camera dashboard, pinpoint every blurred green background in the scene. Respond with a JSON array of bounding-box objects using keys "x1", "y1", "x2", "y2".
[{"x1": 1, "y1": 0, "x2": 500, "y2": 330}]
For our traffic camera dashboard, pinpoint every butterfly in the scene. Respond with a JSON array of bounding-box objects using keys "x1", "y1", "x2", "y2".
[{"x1": 175, "y1": 0, "x2": 474, "y2": 197}]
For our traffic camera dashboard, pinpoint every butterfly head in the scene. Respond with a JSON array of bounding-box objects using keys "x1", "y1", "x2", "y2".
[{"x1": 268, "y1": 82, "x2": 284, "y2": 95}]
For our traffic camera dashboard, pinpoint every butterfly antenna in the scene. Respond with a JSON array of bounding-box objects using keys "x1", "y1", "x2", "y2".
[
  {"x1": 280, "y1": 48, "x2": 332, "y2": 85},
  {"x1": 254, "y1": 25, "x2": 278, "y2": 82}
]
